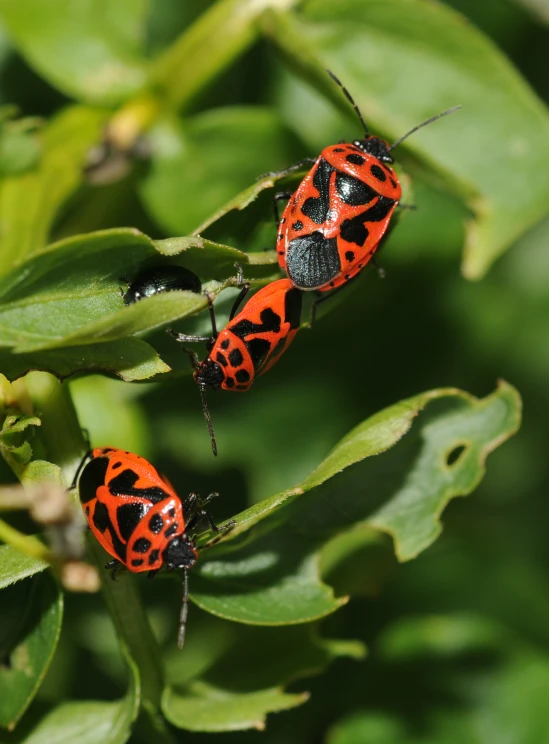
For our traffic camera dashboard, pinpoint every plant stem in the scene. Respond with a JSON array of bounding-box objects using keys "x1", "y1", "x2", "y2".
[
  {"x1": 0, "y1": 518, "x2": 55, "y2": 565},
  {"x1": 151, "y1": 0, "x2": 301, "y2": 112},
  {"x1": 107, "y1": 92, "x2": 162, "y2": 150},
  {"x1": 88, "y1": 537, "x2": 165, "y2": 714}
]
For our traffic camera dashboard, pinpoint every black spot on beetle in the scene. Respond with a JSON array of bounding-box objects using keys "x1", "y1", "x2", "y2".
[
  {"x1": 229, "y1": 348, "x2": 243, "y2": 367},
  {"x1": 346, "y1": 153, "x2": 365, "y2": 166},
  {"x1": 291, "y1": 220, "x2": 303, "y2": 231},
  {"x1": 301, "y1": 159, "x2": 333, "y2": 224},
  {"x1": 345, "y1": 251, "x2": 355, "y2": 262},
  {"x1": 216, "y1": 352, "x2": 228, "y2": 367},
  {"x1": 164, "y1": 523, "x2": 178, "y2": 538},
  {"x1": 246, "y1": 338, "x2": 271, "y2": 369},
  {"x1": 284, "y1": 288, "x2": 302, "y2": 330},
  {"x1": 220, "y1": 338, "x2": 230, "y2": 350},
  {"x1": 133, "y1": 537, "x2": 151, "y2": 554},
  {"x1": 340, "y1": 219, "x2": 369, "y2": 246},
  {"x1": 235, "y1": 369, "x2": 250, "y2": 383},
  {"x1": 112, "y1": 461, "x2": 122, "y2": 470},
  {"x1": 231, "y1": 308, "x2": 281, "y2": 340},
  {"x1": 131, "y1": 559, "x2": 144, "y2": 567},
  {"x1": 390, "y1": 178, "x2": 397, "y2": 189},
  {"x1": 225, "y1": 377, "x2": 235, "y2": 388},
  {"x1": 149, "y1": 513, "x2": 164, "y2": 534},
  {"x1": 108, "y1": 469, "x2": 167, "y2": 503},
  {"x1": 117, "y1": 502, "x2": 147, "y2": 542},
  {"x1": 148, "y1": 549, "x2": 160, "y2": 565},
  {"x1": 79, "y1": 457, "x2": 109, "y2": 504},
  {"x1": 92, "y1": 501, "x2": 110, "y2": 532},
  {"x1": 333, "y1": 147, "x2": 345, "y2": 152},
  {"x1": 168, "y1": 508, "x2": 175, "y2": 518},
  {"x1": 336, "y1": 172, "x2": 378, "y2": 206},
  {"x1": 370, "y1": 164, "x2": 386, "y2": 181}
]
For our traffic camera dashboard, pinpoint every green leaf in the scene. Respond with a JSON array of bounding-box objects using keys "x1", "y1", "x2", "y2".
[
  {"x1": 163, "y1": 684, "x2": 306, "y2": 733},
  {"x1": 163, "y1": 621, "x2": 363, "y2": 732},
  {"x1": 0, "y1": 545, "x2": 49, "y2": 589},
  {"x1": 4, "y1": 542, "x2": 143, "y2": 744},
  {"x1": 192, "y1": 529, "x2": 347, "y2": 624},
  {"x1": 163, "y1": 622, "x2": 360, "y2": 732},
  {"x1": 3, "y1": 700, "x2": 138, "y2": 744},
  {"x1": 0, "y1": 228, "x2": 271, "y2": 356},
  {"x1": 190, "y1": 175, "x2": 281, "y2": 238},
  {"x1": 0, "y1": 0, "x2": 148, "y2": 105},
  {"x1": 139, "y1": 107, "x2": 301, "y2": 235},
  {"x1": 0, "y1": 106, "x2": 107, "y2": 274},
  {"x1": 0, "y1": 414, "x2": 41, "y2": 470},
  {"x1": 41, "y1": 291, "x2": 210, "y2": 350},
  {"x1": 0, "y1": 338, "x2": 170, "y2": 383},
  {"x1": 224, "y1": 381, "x2": 521, "y2": 561},
  {"x1": 0, "y1": 572, "x2": 62, "y2": 730},
  {"x1": 154, "y1": 235, "x2": 277, "y2": 276},
  {"x1": 265, "y1": 0, "x2": 549, "y2": 278}
]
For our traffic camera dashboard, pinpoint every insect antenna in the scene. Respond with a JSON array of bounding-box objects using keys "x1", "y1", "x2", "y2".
[
  {"x1": 178, "y1": 569, "x2": 189, "y2": 649},
  {"x1": 327, "y1": 69, "x2": 369, "y2": 136},
  {"x1": 389, "y1": 105, "x2": 461, "y2": 151},
  {"x1": 199, "y1": 383, "x2": 217, "y2": 457}
]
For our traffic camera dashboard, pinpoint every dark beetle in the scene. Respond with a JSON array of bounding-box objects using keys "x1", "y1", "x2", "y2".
[{"x1": 123, "y1": 265, "x2": 202, "y2": 305}]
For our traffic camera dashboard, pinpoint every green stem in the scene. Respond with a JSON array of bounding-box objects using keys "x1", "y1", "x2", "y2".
[
  {"x1": 0, "y1": 518, "x2": 55, "y2": 565},
  {"x1": 88, "y1": 537, "x2": 165, "y2": 714},
  {"x1": 151, "y1": 0, "x2": 301, "y2": 112},
  {"x1": 107, "y1": 92, "x2": 162, "y2": 150}
]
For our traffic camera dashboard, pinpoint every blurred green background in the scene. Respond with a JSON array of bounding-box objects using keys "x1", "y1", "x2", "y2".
[{"x1": 1, "y1": 0, "x2": 549, "y2": 742}]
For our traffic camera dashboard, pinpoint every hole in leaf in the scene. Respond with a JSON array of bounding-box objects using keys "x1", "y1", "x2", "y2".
[{"x1": 446, "y1": 444, "x2": 468, "y2": 467}]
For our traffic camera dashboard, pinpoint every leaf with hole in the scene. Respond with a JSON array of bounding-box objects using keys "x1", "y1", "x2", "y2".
[{"x1": 215, "y1": 381, "x2": 521, "y2": 561}]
